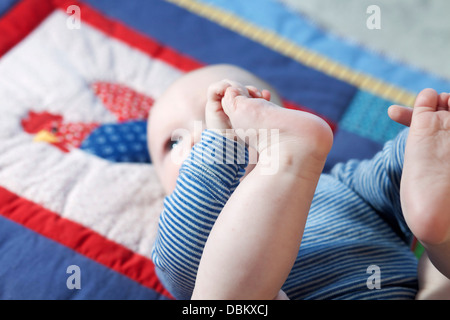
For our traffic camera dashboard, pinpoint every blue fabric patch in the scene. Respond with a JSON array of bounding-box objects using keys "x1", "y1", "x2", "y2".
[
  {"x1": 80, "y1": 121, "x2": 151, "y2": 163},
  {"x1": 326, "y1": 129, "x2": 383, "y2": 172},
  {"x1": 339, "y1": 90, "x2": 405, "y2": 145}
]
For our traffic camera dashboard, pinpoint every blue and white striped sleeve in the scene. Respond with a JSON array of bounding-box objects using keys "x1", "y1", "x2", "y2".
[
  {"x1": 151, "y1": 130, "x2": 249, "y2": 300},
  {"x1": 329, "y1": 128, "x2": 412, "y2": 243}
]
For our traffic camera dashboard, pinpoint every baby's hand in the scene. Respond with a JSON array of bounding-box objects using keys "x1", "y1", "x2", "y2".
[{"x1": 205, "y1": 80, "x2": 270, "y2": 138}]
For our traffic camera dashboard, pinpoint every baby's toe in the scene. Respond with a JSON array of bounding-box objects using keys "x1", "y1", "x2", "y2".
[
  {"x1": 414, "y1": 88, "x2": 439, "y2": 113},
  {"x1": 222, "y1": 86, "x2": 249, "y2": 114},
  {"x1": 438, "y1": 92, "x2": 450, "y2": 111}
]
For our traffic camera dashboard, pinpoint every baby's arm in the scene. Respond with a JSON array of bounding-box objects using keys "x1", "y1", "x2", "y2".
[{"x1": 192, "y1": 82, "x2": 333, "y2": 299}]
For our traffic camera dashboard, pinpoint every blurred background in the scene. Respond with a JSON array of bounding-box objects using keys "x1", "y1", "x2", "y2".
[{"x1": 279, "y1": 0, "x2": 450, "y2": 81}]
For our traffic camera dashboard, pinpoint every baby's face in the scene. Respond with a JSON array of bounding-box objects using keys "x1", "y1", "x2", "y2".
[
  {"x1": 148, "y1": 69, "x2": 210, "y2": 194},
  {"x1": 148, "y1": 65, "x2": 281, "y2": 194}
]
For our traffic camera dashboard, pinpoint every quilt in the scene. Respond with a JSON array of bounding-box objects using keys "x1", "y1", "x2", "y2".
[{"x1": 0, "y1": 0, "x2": 448, "y2": 299}]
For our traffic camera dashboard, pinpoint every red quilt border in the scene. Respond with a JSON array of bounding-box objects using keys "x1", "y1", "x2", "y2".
[{"x1": 0, "y1": 186, "x2": 173, "y2": 299}]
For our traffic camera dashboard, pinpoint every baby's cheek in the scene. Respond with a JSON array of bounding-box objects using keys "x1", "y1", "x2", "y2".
[
  {"x1": 161, "y1": 138, "x2": 194, "y2": 194},
  {"x1": 162, "y1": 159, "x2": 183, "y2": 195},
  {"x1": 241, "y1": 162, "x2": 256, "y2": 181}
]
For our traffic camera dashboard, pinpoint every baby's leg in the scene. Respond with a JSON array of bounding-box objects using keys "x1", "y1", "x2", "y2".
[
  {"x1": 192, "y1": 84, "x2": 333, "y2": 299},
  {"x1": 401, "y1": 88, "x2": 450, "y2": 278}
]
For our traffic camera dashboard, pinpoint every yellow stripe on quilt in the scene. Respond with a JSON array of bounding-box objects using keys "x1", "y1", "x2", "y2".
[{"x1": 167, "y1": 0, "x2": 417, "y2": 107}]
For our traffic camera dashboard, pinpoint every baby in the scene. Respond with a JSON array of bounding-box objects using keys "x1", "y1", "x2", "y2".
[{"x1": 148, "y1": 64, "x2": 450, "y2": 300}]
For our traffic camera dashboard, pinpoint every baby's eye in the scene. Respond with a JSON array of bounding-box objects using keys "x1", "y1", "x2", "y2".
[{"x1": 167, "y1": 136, "x2": 183, "y2": 150}]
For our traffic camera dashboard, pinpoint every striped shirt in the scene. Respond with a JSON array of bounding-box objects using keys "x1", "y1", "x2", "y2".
[{"x1": 151, "y1": 129, "x2": 418, "y2": 300}]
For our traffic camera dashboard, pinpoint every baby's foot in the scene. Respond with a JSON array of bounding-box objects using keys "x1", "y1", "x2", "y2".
[
  {"x1": 205, "y1": 80, "x2": 271, "y2": 139},
  {"x1": 221, "y1": 82, "x2": 333, "y2": 178},
  {"x1": 401, "y1": 88, "x2": 450, "y2": 245}
]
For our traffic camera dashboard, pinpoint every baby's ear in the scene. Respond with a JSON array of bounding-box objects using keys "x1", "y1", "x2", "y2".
[{"x1": 388, "y1": 105, "x2": 413, "y2": 127}]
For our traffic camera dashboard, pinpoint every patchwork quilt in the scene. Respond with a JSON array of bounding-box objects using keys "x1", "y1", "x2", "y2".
[{"x1": 0, "y1": 0, "x2": 448, "y2": 299}]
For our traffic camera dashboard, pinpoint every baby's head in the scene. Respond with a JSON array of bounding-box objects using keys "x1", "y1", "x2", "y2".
[{"x1": 148, "y1": 64, "x2": 282, "y2": 194}]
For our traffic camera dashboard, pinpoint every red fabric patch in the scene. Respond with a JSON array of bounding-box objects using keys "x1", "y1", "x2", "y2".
[
  {"x1": 21, "y1": 110, "x2": 100, "y2": 152},
  {"x1": 92, "y1": 82, "x2": 154, "y2": 122}
]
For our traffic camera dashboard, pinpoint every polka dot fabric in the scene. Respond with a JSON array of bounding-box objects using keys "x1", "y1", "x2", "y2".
[
  {"x1": 92, "y1": 82, "x2": 154, "y2": 122},
  {"x1": 80, "y1": 121, "x2": 151, "y2": 163},
  {"x1": 57, "y1": 122, "x2": 100, "y2": 149}
]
